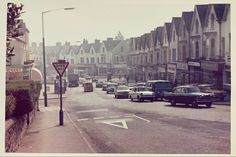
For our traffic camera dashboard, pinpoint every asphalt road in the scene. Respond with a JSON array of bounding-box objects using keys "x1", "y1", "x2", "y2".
[{"x1": 64, "y1": 85, "x2": 230, "y2": 154}]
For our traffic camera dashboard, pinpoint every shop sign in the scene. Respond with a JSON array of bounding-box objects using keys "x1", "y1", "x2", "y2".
[
  {"x1": 201, "y1": 62, "x2": 219, "y2": 71},
  {"x1": 167, "y1": 64, "x2": 176, "y2": 73},
  {"x1": 188, "y1": 61, "x2": 201, "y2": 67},
  {"x1": 176, "y1": 62, "x2": 188, "y2": 70},
  {"x1": 158, "y1": 66, "x2": 166, "y2": 73}
]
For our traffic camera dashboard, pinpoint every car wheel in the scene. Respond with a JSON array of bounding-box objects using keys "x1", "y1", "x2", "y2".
[
  {"x1": 171, "y1": 100, "x2": 176, "y2": 106},
  {"x1": 192, "y1": 101, "x2": 198, "y2": 108},
  {"x1": 131, "y1": 98, "x2": 133, "y2": 101},
  {"x1": 206, "y1": 102, "x2": 212, "y2": 108}
]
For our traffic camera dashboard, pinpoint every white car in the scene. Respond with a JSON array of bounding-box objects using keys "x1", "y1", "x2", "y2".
[
  {"x1": 129, "y1": 86, "x2": 155, "y2": 102},
  {"x1": 114, "y1": 85, "x2": 130, "y2": 98}
]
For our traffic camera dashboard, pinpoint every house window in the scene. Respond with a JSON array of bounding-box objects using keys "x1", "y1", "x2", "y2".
[
  {"x1": 210, "y1": 38, "x2": 215, "y2": 58},
  {"x1": 116, "y1": 56, "x2": 119, "y2": 63},
  {"x1": 164, "y1": 50, "x2": 167, "y2": 63},
  {"x1": 120, "y1": 56, "x2": 124, "y2": 62},
  {"x1": 172, "y1": 49, "x2": 176, "y2": 62},
  {"x1": 222, "y1": 37, "x2": 225, "y2": 56},
  {"x1": 121, "y1": 46, "x2": 124, "y2": 52},
  {"x1": 145, "y1": 55, "x2": 148, "y2": 63},
  {"x1": 150, "y1": 54, "x2": 153, "y2": 64},
  {"x1": 195, "y1": 41, "x2": 199, "y2": 58},
  {"x1": 173, "y1": 30, "x2": 175, "y2": 41},
  {"x1": 81, "y1": 50, "x2": 83, "y2": 54},
  {"x1": 183, "y1": 26, "x2": 186, "y2": 37},
  {"x1": 91, "y1": 50, "x2": 94, "y2": 54},
  {"x1": 71, "y1": 59, "x2": 74, "y2": 64},
  {"x1": 157, "y1": 52, "x2": 160, "y2": 64},
  {"x1": 91, "y1": 57, "x2": 95, "y2": 63},
  {"x1": 169, "y1": 50, "x2": 171, "y2": 62},
  {"x1": 97, "y1": 57, "x2": 99, "y2": 63},
  {"x1": 103, "y1": 47, "x2": 105, "y2": 53},
  {"x1": 80, "y1": 57, "x2": 84, "y2": 63},
  {"x1": 183, "y1": 45, "x2": 186, "y2": 61},
  {"x1": 211, "y1": 14, "x2": 215, "y2": 30},
  {"x1": 196, "y1": 20, "x2": 199, "y2": 34},
  {"x1": 87, "y1": 57, "x2": 89, "y2": 63}
]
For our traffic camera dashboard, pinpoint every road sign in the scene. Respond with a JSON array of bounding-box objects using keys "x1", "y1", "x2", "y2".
[{"x1": 52, "y1": 60, "x2": 69, "y2": 76}]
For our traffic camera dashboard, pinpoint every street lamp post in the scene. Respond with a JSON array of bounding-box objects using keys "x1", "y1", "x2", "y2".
[{"x1": 42, "y1": 7, "x2": 75, "y2": 107}]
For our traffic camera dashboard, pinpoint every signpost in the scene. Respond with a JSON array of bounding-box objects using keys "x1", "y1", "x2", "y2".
[{"x1": 52, "y1": 60, "x2": 69, "y2": 125}]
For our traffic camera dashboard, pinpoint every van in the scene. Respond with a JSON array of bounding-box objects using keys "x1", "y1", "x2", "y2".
[
  {"x1": 146, "y1": 80, "x2": 173, "y2": 100},
  {"x1": 83, "y1": 82, "x2": 93, "y2": 92}
]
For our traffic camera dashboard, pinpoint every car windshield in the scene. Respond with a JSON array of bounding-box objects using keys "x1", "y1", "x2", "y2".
[
  {"x1": 187, "y1": 86, "x2": 201, "y2": 93},
  {"x1": 137, "y1": 87, "x2": 151, "y2": 91},
  {"x1": 117, "y1": 86, "x2": 129, "y2": 90}
]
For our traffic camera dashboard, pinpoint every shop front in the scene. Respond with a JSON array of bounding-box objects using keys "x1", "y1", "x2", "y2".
[
  {"x1": 187, "y1": 60, "x2": 202, "y2": 84},
  {"x1": 201, "y1": 60, "x2": 224, "y2": 89},
  {"x1": 176, "y1": 62, "x2": 188, "y2": 85},
  {"x1": 158, "y1": 65, "x2": 166, "y2": 80},
  {"x1": 167, "y1": 63, "x2": 177, "y2": 83}
]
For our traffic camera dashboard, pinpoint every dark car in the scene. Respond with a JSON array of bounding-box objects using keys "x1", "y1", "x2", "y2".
[
  {"x1": 163, "y1": 85, "x2": 214, "y2": 108},
  {"x1": 146, "y1": 80, "x2": 173, "y2": 100},
  {"x1": 95, "y1": 81, "x2": 103, "y2": 88},
  {"x1": 106, "y1": 83, "x2": 118, "y2": 94},
  {"x1": 197, "y1": 84, "x2": 226, "y2": 101}
]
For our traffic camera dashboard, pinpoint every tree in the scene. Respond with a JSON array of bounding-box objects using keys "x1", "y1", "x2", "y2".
[
  {"x1": 115, "y1": 31, "x2": 124, "y2": 40},
  {"x1": 6, "y1": 3, "x2": 25, "y2": 63}
]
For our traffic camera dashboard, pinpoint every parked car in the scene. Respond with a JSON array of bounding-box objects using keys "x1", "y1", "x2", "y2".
[
  {"x1": 146, "y1": 80, "x2": 173, "y2": 100},
  {"x1": 95, "y1": 81, "x2": 103, "y2": 88},
  {"x1": 129, "y1": 86, "x2": 155, "y2": 102},
  {"x1": 114, "y1": 85, "x2": 130, "y2": 98},
  {"x1": 135, "y1": 82, "x2": 146, "y2": 87},
  {"x1": 197, "y1": 84, "x2": 226, "y2": 101},
  {"x1": 102, "y1": 82, "x2": 108, "y2": 91},
  {"x1": 106, "y1": 83, "x2": 118, "y2": 94},
  {"x1": 83, "y1": 82, "x2": 93, "y2": 92},
  {"x1": 163, "y1": 85, "x2": 214, "y2": 108}
]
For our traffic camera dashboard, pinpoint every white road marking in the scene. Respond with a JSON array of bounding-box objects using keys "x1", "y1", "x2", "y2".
[
  {"x1": 76, "y1": 108, "x2": 108, "y2": 113},
  {"x1": 96, "y1": 118, "x2": 133, "y2": 129},
  {"x1": 132, "y1": 114, "x2": 150, "y2": 123},
  {"x1": 93, "y1": 117, "x2": 105, "y2": 120},
  {"x1": 108, "y1": 115, "x2": 120, "y2": 118},
  {"x1": 77, "y1": 118, "x2": 89, "y2": 122}
]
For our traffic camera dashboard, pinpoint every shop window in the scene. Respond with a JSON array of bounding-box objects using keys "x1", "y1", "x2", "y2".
[{"x1": 87, "y1": 58, "x2": 89, "y2": 64}]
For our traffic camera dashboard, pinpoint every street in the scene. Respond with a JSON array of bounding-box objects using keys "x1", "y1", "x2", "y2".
[{"x1": 63, "y1": 85, "x2": 230, "y2": 154}]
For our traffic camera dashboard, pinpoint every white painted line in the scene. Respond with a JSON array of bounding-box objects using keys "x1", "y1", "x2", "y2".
[
  {"x1": 93, "y1": 117, "x2": 105, "y2": 120},
  {"x1": 97, "y1": 119, "x2": 129, "y2": 129},
  {"x1": 77, "y1": 118, "x2": 89, "y2": 122},
  {"x1": 133, "y1": 114, "x2": 150, "y2": 123},
  {"x1": 108, "y1": 115, "x2": 120, "y2": 119},
  {"x1": 76, "y1": 108, "x2": 108, "y2": 113}
]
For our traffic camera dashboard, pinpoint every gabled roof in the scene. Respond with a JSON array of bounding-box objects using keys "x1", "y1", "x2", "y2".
[
  {"x1": 156, "y1": 26, "x2": 164, "y2": 44},
  {"x1": 214, "y1": 4, "x2": 228, "y2": 21},
  {"x1": 103, "y1": 40, "x2": 121, "y2": 51},
  {"x1": 172, "y1": 17, "x2": 181, "y2": 36},
  {"x1": 195, "y1": 5, "x2": 208, "y2": 27},
  {"x1": 164, "y1": 23, "x2": 172, "y2": 42},
  {"x1": 182, "y1": 11, "x2": 194, "y2": 32},
  {"x1": 93, "y1": 42, "x2": 102, "y2": 53},
  {"x1": 82, "y1": 43, "x2": 93, "y2": 52}
]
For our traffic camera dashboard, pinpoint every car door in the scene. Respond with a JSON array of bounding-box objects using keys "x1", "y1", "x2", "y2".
[{"x1": 172, "y1": 87, "x2": 181, "y2": 103}]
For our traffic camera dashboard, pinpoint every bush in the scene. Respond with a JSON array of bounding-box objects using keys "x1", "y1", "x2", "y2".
[
  {"x1": 5, "y1": 94, "x2": 16, "y2": 119},
  {"x1": 6, "y1": 80, "x2": 42, "y2": 117}
]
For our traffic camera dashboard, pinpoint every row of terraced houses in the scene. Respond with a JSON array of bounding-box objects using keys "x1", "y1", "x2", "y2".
[
  {"x1": 127, "y1": 3, "x2": 230, "y2": 92},
  {"x1": 29, "y1": 3, "x2": 230, "y2": 93}
]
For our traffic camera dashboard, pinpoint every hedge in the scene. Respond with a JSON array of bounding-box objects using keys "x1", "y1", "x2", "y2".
[{"x1": 5, "y1": 80, "x2": 42, "y2": 118}]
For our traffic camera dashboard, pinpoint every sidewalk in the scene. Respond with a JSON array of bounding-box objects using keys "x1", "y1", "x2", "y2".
[{"x1": 16, "y1": 89, "x2": 94, "y2": 153}]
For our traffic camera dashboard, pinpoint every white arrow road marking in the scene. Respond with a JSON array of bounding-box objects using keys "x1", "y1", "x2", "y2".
[
  {"x1": 76, "y1": 108, "x2": 108, "y2": 113},
  {"x1": 96, "y1": 118, "x2": 133, "y2": 129}
]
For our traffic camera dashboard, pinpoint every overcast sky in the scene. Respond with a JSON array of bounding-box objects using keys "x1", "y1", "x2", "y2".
[{"x1": 2, "y1": 0, "x2": 232, "y2": 46}]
